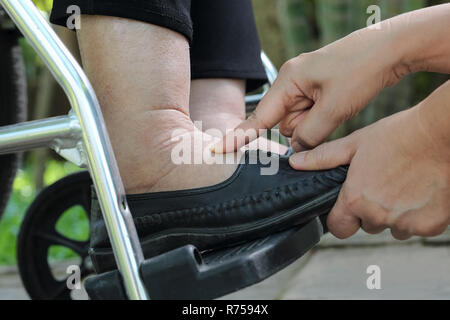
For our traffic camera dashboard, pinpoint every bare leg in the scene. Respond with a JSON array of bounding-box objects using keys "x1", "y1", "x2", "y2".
[
  {"x1": 77, "y1": 16, "x2": 238, "y2": 194},
  {"x1": 190, "y1": 79, "x2": 246, "y2": 133},
  {"x1": 190, "y1": 79, "x2": 288, "y2": 154}
]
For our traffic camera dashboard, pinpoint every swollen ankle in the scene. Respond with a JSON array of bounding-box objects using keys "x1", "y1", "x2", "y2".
[
  {"x1": 107, "y1": 108, "x2": 194, "y2": 192},
  {"x1": 123, "y1": 129, "x2": 239, "y2": 194}
]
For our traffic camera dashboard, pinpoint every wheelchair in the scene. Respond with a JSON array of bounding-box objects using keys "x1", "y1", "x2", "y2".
[{"x1": 0, "y1": 1, "x2": 326, "y2": 300}]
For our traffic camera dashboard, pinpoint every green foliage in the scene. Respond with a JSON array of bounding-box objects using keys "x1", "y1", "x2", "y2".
[
  {"x1": 0, "y1": 0, "x2": 84, "y2": 266},
  {"x1": 274, "y1": 0, "x2": 449, "y2": 139},
  {"x1": 21, "y1": 1, "x2": 54, "y2": 80},
  {"x1": 0, "y1": 160, "x2": 85, "y2": 265},
  {"x1": 33, "y1": 0, "x2": 53, "y2": 12},
  {"x1": 278, "y1": 0, "x2": 317, "y2": 58},
  {"x1": 252, "y1": 0, "x2": 287, "y2": 69}
]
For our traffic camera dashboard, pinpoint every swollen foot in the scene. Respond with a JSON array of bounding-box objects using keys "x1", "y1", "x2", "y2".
[{"x1": 108, "y1": 110, "x2": 240, "y2": 194}]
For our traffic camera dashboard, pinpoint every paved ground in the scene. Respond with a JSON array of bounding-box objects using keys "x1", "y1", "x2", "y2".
[{"x1": 1, "y1": 228, "x2": 449, "y2": 300}]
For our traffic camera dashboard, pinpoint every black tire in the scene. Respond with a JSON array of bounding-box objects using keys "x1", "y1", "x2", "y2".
[
  {"x1": 17, "y1": 171, "x2": 93, "y2": 300},
  {"x1": 0, "y1": 27, "x2": 27, "y2": 219}
]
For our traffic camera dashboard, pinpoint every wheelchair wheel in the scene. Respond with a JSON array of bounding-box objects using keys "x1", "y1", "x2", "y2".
[
  {"x1": 17, "y1": 171, "x2": 94, "y2": 300},
  {"x1": 0, "y1": 25, "x2": 27, "y2": 219}
]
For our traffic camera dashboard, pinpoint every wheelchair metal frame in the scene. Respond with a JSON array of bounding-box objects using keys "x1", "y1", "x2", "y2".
[{"x1": 0, "y1": 0, "x2": 278, "y2": 300}]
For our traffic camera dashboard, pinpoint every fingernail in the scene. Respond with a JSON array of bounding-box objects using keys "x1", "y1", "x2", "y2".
[{"x1": 289, "y1": 152, "x2": 306, "y2": 166}]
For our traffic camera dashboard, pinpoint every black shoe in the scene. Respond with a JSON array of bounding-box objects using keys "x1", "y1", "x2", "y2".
[{"x1": 89, "y1": 150, "x2": 348, "y2": 273}]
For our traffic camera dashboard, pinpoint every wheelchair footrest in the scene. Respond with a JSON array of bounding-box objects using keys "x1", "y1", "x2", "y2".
[{"x1": 85, "y1": 217, "x2": 324, "y2": 300}]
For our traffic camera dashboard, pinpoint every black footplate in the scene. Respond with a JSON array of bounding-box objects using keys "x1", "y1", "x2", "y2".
[{"x1": 85, "y1": 217, "x2": 324, "y2": 300}]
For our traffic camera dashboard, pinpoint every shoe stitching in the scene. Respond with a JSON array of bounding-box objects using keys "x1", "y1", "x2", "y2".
[{"x1": 134, "y1": 168, "x2": 347, "y2": 229}]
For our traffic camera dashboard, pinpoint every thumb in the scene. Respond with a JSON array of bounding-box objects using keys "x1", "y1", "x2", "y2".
[{"x1": 289, "y1": 134, "x2": 358, "y2": 171}]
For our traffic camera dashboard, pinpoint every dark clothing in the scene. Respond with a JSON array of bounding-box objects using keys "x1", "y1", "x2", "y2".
[{"x1": 50, "y1": 0, "x2": 267, "y2": 91}]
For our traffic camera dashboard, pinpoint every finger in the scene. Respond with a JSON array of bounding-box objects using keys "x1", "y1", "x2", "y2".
[
  {"x1": 291, "y1": 97, "x2": 341, "y2": 151},
  {"x1": 359, "y1": 207, "x2": 389, "y2": 235},
  {"x1": 330, "y1": 180, "x2": 389, "y2": 237},
  {"x1": 386, "y1": 211, "x2": 413, "y2": 240},
  {"x1": 362, "y1": 223, "x2": 388, "y2": 235},
  {"x1": 327, "y1": 187, "x2": 361, "y2": 239},
  {"x1": 212, "y1": 87, "x2": 288, "y2": 153},
  {"x1": 406, "y1": 208, "x2": 449, "y2": 238},
  {"x1": 289, "y1": 134, "x2": 357, "y2": 171},
  {"x1": 390, "y1": 228, "x2": 413, "y2": 241},
  {"x1": 279, "y1": 100, "x2": 313, "y2": 137},
  {"x1": 387, "y1": 205, "x2": 449, "y2": 239},
  {"x1": 213, "y1": 72, "x2": 303, "y2": 153}
]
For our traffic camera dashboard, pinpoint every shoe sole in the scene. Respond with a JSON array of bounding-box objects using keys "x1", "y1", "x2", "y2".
[{"x1": 90, "y1": 186, "x2": 341, "y2": 273}]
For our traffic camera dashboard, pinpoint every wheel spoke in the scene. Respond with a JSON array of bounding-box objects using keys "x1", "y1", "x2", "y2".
[
  {"x1": 36, "y1": 230, "x2": 88, "y2": 256},
  {"x1": 81, "y1": 191, "x2": 91, "y2": 215},
  {"x1": 18, "y1": 172, "x2": 93, "y2": 300}
]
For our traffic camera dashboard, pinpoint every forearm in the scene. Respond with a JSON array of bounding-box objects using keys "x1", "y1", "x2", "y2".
[{"x1": 380, "y1": 4, "x2": 450, "y2": 75}]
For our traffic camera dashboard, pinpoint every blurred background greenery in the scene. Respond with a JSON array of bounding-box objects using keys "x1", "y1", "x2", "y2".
[{"x1": 0, "y1": 0, "x2": 448, "y2": 265}]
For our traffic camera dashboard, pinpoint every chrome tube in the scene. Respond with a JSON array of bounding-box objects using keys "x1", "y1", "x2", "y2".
[
  {"x1": 245, "y1": 51, "x2": 278, "y2": 105},
  {"x1": 245, "y1": 93, "x2": 265, "y2": 105},
  {"x1": 261, "y1": 51, "x2": 278, "y2": 85},
  {"x1": 0, "y1": 0, "x2": 148, "y2": 299},
  {"x1": 0, "y1": 116, "x2": 79, "y2": 154}
]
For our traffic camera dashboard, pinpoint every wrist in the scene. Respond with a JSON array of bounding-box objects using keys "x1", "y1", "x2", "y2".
[
  {"x1": 389, "y1": 4, "x2": 450, "y2": 75},
  {"x1": 347, "y1": 20, "x2": 411, "y2": 89},
  {"x1": 414, "y1": 81, "x2": 450, "y2": 157}
]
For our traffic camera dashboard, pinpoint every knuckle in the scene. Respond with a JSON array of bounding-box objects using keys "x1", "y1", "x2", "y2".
[
  {"x1": 341, "y1": 187, "x2": 362, "y2": 213},
  {"x1": 280, "y1": 55, "x2": 310, "y2": 76},
  {"x1": 323, "y1": 95, "x2": 359, "y2": 124},
  {"x1": 412, "y1": 220, "x2": 447, "y2": 237},
  {"x1": 326, "y1": 101, "x2": 351, "y2": 124},
  {"x1": 364, "y1": 227, "x2": 384, "y2": 235},
  {"x1": 390, "y1": 229, "x2": 412, "y2": 241},
  {"x1": 342, "y1": 106, "x2": 359, "y2": 122},
  {"x1": 392, "y1": 218, "x2": 410, "y2": 234},
  {"x1": 296, "y1": 52, "x2": 312, "y2": 65},
  {"x1": 294, "y1": 128, "x2": 320, "y2": 149},
  {"x1": 328, "y1": 213, "x2": 359, "y2": 240},
  {"x1": 280, "y1": 55, "x2": 302, "y2": 73},
  {"x1": 279, "y1": 121, "x2": 293, "y2": 137},
  {"x1": 362, "y1": 214, "x2": 387, "y2": 234},
  {"x1": 280, "y1": 58, "x2": 297, "y2": 74},
  {"x1": 367, "y1": 210, "x2": 388, "y2": 229}
]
